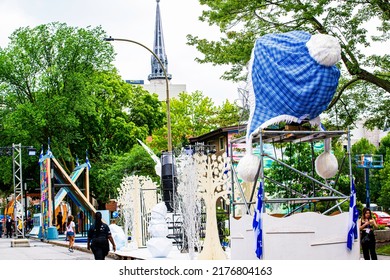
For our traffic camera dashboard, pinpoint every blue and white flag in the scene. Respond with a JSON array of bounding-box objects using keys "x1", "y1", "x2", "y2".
[
  {"x1": 347, "y1": 179, "x2": 358, "y2": 250},
  {"x1": 47, "y1": 138, "x2": 53, "y2": 157},
  {"x1": 86, "y1": 151, "x2": 91, "y2": 170},
  {"x1": 38, "y1": 145, "x2": 44, "y2": 164},
  {"x1": 75, "y1": 156, "x2": 80, "y2": 167},
  {"x1": 253, "y1": 182, "x2": 264, "y2": 259}
]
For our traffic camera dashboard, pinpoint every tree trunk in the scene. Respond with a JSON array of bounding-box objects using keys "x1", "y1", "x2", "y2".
[
  {"x1": 357, "y1": 68, "x2": 390, "y2": 93},
  {"x1": 342, "y1": 53, "x2": 390, "y2": 93},
  {"x1": 197, "y1": 194, "x2": 227, "y2": 260}
]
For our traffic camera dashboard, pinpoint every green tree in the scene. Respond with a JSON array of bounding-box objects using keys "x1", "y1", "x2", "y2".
[
  {"x1": 150, "y1": 91, "x2": 217, "y2": 151},
  {"x1": 187, "y1": 0, "x2": 389, "y2": 128},
  {"x1": 91, "y1": 145, "x2": 159, "y2": 208},
  {"x1": 213, "y1": 99, "x2": 242, "y2": 128},
  {"x1": 0, "y1": 22, "x2": 163, "y2": 205},
  {"x1": 378, "y1": 133, "x2": 390, "y2": 209},
  {"x1": 150, "y1": 91, "x2": 243, "y2": 152}
]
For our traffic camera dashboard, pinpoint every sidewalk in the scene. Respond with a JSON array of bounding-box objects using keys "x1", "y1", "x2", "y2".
[{"x1": 0, "y1": 234, "x2": 116, "y2": 260}]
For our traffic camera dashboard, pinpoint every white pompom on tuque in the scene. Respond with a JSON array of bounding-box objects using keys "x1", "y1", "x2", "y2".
[
  {"x1": 306, "y1": 33, "x2": 341, "y2": 67},
  {"x1": 237, "y1": 139, "x2": 261, "y2": 182}
]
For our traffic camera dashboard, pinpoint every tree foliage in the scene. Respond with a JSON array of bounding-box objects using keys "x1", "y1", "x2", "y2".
[
  {"x1": 377, "y1": 133, "x2": 390, "y2": 209},
  {"x1": 91, "y1": 145, "x2": 159, "y2": 207},
  {"x1": 187, "y1": 0, "x2": 389, "y2": 128},
  {"x1": 0, "y1": 22, "x2": 242, "y2": 204},
  {"x1": 150, "y1": 91, "x2": 242, "y2": 152},
  {"x1": 0, "y1": 22, "x2": 163, "y2": 205}
]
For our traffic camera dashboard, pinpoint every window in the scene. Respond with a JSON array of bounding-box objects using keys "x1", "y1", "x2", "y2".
[{"x1": 219, "y1": 137, "x2": 224, "y2": 150}]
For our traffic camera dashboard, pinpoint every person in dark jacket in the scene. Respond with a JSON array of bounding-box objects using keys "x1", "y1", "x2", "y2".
[
  {"x1": 5, "y1": 216, "x2": 13, "y2": 238},
  {"x1": 87, "y1": 212, "x2": 116, "y2": 260},
  {"x1": 56, "y1": 212, "x2": 63, "y2": 234}
]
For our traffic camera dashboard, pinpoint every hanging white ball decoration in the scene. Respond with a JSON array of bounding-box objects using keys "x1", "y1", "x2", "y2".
[{"x1": 315, "y1": 151, "x2": 339, "y2": 179}]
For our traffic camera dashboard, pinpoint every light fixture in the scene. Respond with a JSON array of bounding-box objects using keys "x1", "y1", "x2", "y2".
[{"x1": 28, "y1": 147, "x2": 37, "y2": 156}]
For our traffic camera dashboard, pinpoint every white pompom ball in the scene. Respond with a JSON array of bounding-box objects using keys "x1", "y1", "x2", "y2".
[
  {"x1": 237, "y1": 153, "x2": 261, "y2": 182},
  {"x1": 315, "y1": 151, "x2": 339, "y2": 179},
  {"x1": 306, "y1": 34, "x2": 341, "y2": 66}
]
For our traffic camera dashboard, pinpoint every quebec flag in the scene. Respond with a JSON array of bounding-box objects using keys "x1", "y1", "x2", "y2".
[
  {"x1": 39, "y1": 145, "x2": 43, "y2": 160},
  {"x1": 47, "y1": 138, "x2": 53, "y2": 157},
  {"x1": 253, "y1": 182, "x2": 264, "y2": 259},
  {"x1": 38, "y1": 145, "x2": 44, "y2": 165},
  {"x1": 86, "y1": 151, "x2": 91, "y2": 170},
  {"x1": 347, "y1": 179, "x2": 358, "y2": 250}
]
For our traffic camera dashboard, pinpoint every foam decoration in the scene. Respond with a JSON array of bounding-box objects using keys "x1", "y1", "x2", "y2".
[
  {"x1": 315, "y1": 138, "x2": 338, "y2": 179},
  {"x1": 306, "y1": 34, "x2": 341, "y2": 67},
  {"x1": 236, "y1": 142, "x2": 261, "y2": 182},
  {"x1": 237, "y1": 31, "x2": 341, "y2": 182}
]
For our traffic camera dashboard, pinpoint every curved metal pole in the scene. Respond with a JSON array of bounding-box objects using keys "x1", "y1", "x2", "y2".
[{"x1": 104, "y1": 37, "x2": 172, "y2": 152}]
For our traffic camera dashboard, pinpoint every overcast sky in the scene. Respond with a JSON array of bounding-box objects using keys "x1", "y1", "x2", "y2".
[{"x1": 0, "y1": 0, "x2": 243, "y2": 105}]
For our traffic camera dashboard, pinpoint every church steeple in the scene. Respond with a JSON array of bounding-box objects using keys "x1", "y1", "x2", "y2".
[{"x1": 148, "y1": 0, "x2": 172, "y2": 81}]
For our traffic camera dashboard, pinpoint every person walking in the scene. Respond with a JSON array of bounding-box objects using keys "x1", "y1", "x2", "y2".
[
  {"x1": 87, "y1": 212, "x2": 116, "y2": 260},
  {"x1": 65, "y1": 215, "x2": 76, "y2": 252},
  {"x1": 359, "y1": 207, "x2": 378, "y2": 260},
  {"x1": 56, "y1": 212, "x2": 63, "y2": 234},
  {"x1": 78, "y1": 211, "x2": 84, "y2": 235},
  {"x1": 5, "y1": 216, "x2": 13, "y2": 238}
]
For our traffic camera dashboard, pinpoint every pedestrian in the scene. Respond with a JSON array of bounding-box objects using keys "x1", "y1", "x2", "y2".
[
  {"x1": 87, "y1": 212, "x2": 116, "y2": 260},
  {"x1": 359, "y1": 207, "x2": 378, "y2": 260},
  {"x1": 0, "y1": 219, "x2": 3, "y2": 238},
  {"x1": 65, "y1": 215, "x2": 76, "y2": 252},
  {"x1": 5, "y1": 216, "x2": 13, "y2": 238},
  {"x1": 28, "y1": 217, "x2": 33, "y2": 231},
  {"x1": 78, "y1": 211, "x2": 84, "y2": 235},
  {"x1": 57, "y1": 212, "x2": 63, "y2": 234}
]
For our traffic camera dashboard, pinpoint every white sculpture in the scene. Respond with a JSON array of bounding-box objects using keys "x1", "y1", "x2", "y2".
[
  {"x1": 117, "y1": 175, "x2": 159, "y2": 250},
  {"x1": 176, "y1": 152, "x2": 202, "y2": 260},
  {"x1": 146, "y1": 202, "x2": 173, "y2": 257},
  {"x1": 195, "y1": 152, "x2": 230, "y2": 260},
  {"x1": 117, "y1": 176, "x2": 137, "y2": 249}
]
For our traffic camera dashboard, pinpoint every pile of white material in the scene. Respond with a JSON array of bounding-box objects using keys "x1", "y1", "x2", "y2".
[{"x1": 109, "y1": 223, "x2": 127, "y2": 251}]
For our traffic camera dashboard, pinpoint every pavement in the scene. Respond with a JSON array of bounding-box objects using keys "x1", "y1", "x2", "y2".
[{"x1": 0, "y1": 233, "x2": 116, "y2": 260}]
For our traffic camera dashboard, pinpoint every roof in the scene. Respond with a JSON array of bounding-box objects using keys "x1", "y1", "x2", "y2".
[{"x1": 188, "y1": 125, "x2": 246, "y2": 143}]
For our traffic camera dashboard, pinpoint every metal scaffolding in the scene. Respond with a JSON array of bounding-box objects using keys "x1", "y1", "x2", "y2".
[
  {"x1": 12, "y1": 143, "x2": 25, "y2": 238},
  {"x1": 229, "y1": 129, "x2": 353, "y2": 217}
]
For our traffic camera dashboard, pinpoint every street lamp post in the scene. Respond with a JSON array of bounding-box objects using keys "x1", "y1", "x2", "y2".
[
  {"x1": 24, "y1": 182, "x2": 28, "y2": 229},
  {"x1": 104, "y1": 37, "x2": 172, "y2": 152}
]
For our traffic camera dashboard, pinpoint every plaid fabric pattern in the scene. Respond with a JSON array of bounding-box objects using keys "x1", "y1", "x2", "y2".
[{"x1": 247, "y1": 31, "x2": 340, "y2": 137}]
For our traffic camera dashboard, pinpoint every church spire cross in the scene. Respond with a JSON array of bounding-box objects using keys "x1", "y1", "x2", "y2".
[{"x1": 148, "y1": 0, "x2": 172, "y2": 81}]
